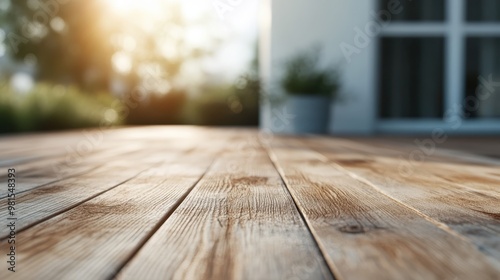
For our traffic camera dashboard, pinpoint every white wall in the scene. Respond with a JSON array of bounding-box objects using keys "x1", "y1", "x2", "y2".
[{"x1": 260, "y1": 0, "x2": 378, "y2": 134}]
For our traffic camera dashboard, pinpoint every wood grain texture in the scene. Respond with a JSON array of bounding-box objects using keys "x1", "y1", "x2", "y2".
[
  {"x1": 0, "y1": 141, "x2": 225, "y2": 280},
  {"x1": 0, "y1": 127, "x2": 219, "y2": 238},
  {"x1": 266, "y1": 137, "x2": 500, "y2": 280},
  {"x1": 0, "y1": 129, "x2": 112, "y2": 163},
  {"x1": 307, "y1": 137, "x2": 500, "y2": 270},
  {"x1": 0, "y1": 146, "x2": 160, "y2": 198},
  {"x1": 0, "y1": 155, "x2": 106, "y2": 199},
  {"x1": 337, "y1": 137, "x2": 500, "y2": 166},
  {"x1": 0, "y1": 129, "x2": 147, "y2": 197},
  {"x1": 0, "y1": 127, "x2": 499, "y2": 279},
  {"x1": 118, "y1": 136, "x2": 333, "y2": 280},
  {"x1": 313, "y1": 137, "x2": 500, "y2": 197},
  {"x1": 352, "y1": 136, "x2": 500, "y2": 164},
  {"x1": 0, "y1": 151, "x2": 165, "y2": 239}
]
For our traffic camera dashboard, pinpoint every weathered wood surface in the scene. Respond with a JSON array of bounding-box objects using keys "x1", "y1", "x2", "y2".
[
  {"x1": 0, "y1": 138, "x2": 226, "y2": 279},
  {"x1": 266, "y1": 137, "x2": 500, "y2": 279},
  {"x1": 0, "y1": 127, "x2": 499, "y2": 280},
  {"x1": 305, "y1": 137, "x2": 500, "y2": 270},
  {"x1": 118, "y1": 134, "x2": 333, "y2": 280}
]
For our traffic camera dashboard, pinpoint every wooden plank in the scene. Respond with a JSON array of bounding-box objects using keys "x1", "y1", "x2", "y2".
[
  {"x1": 0, "y1": 126, "x2": 208, "y2": 196},
  {"x1": 265, "y1": 137, "x2": 500, "y2": 280},
  {"x1": 364, "y1": 136, "x2": 500, "y2": 161},
  {"x1": 422, "y1": 161, "x2": 500, "y2": 195},
  {"x1": 315, "y1": 137, "x2": 500, "y2": 196},
  {"x1": 307, "y1": 137, "x2": 500, "y2": 270},
  {"x1": 0, "y1": 150, "x2": 167, "y2": 239},
  {"x1": 0, "y1": 130, "x2": 108, "y2": 160},
  {"x1": 0, "y1": 140, "x2": 226, "y2": 279},
  {"x1": 0, "y1": 127, "x2": 142, "y2": 166},
  {"x1": 348, "y1": 137, "x2": 500, "y2": 166},
  {"x1": 0, "y1": 146, "x2": 151, "y2": 198},
  {"x1": 0, "y1": 155, "x2": 50, "y2": 168},
  {"x1": 0, "y1": 129, "x2": 131, "y2": 181},
  {"x1": 117, "y1": 135, "x2": 333, "y2": 280}
]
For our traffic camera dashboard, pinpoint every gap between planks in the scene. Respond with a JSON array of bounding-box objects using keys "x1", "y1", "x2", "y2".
[
  {"x1": 303, "y1": 137, "x2": 500, "y2": 271},
  {"x1": 259, "y1": 137, "x2": 343, "y2": 280},
  {"x1": 0, "y1": 132, "x2": 233, "y2": 279},
  {"x1": 109, "y1": 149, "x2": 222, "y2": 279},
  {"x1": 0, "y1": 159, "x2": 162, "y2": 241},
  {"x1": 117, "y1": 133, "x2": 334, "y2": 280},
  {"x1": 263, "y1": 136, "x2": 500, "y2": 280},
  {"x1": 0, "y1": 146, "x2": 177, "y2": 239}
]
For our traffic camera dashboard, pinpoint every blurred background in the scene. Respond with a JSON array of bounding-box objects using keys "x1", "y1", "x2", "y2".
[
  {"x1": 260, "y1": 0, "x2": 500, "y2": 135},
  {"x1": 0, "y1": 0, "x2": 259, "y2": 133},
  {"x1": 1, "y1": 0, "x2": 500, "y2": 135}
]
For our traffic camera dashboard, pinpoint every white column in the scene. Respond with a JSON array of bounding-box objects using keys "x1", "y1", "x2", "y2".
[
  {"x1": 258, "y1": 0, "x2": 272, "y2": 130},
  {"x1": 444, "y1": 0, "x2": 465, "y2": 122}
]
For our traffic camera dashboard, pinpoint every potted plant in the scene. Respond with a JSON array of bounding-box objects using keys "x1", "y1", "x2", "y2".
[{"x1": 280, "y1": 48, "x2": 339, "y2": 134}]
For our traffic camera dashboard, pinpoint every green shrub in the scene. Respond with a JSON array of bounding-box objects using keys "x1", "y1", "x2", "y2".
[
  {"x1": 0, "y1": 84, "x2": 18, "y2": 133},
  {"x1": 126, "y1": 90, "x2": 187, "y2": 125},
  {"x1": 281, "y1": 48, "x2": 339, "y2": 97},
  {"x1": 0, "y1": 82, "x2": 123, "y2": 133},
  {"x1": 193, "y1": 77, "x2": 259, "y2": 126}
]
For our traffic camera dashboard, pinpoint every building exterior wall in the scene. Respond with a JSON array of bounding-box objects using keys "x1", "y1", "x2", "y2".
[
  {"x1": 260, "y1": 0, "x2": 500, "y2": 135},
  {"x1": 260, "y1": 0, "x2": 378, "y2": 135}
]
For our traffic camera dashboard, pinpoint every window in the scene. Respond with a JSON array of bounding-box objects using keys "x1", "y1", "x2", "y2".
[
  {"x1": 464, "y1": 1, "x2": 500, "y2": 119},
  {"x1": 380, "y1": 0, "x2": 445, "y2": 21},
  {"x1": 380, "y1": 37, "x2": 444, "y2": 119},
  {"x1": 378, "y1": 0, "x2": 500, "y2": 127},
  {"x1": 466, "y1": 0, "x2": 500, "y2": 22},
  {"x1": 465, "y1": 38, "x2": 500, "y2": 118}
]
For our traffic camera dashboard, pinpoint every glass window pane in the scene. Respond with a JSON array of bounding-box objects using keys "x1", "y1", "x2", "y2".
[
  {"x1": 465, "y1": 37, "x2": 500, "y2": 118},
  {"x1": 379, "y1": 37, "x2": 445, "y2": 119},
  {"x1": 467, "y1": 0, "x2": 500, "y2": 22},
  {"x1": 379, "y1": 0, "x2": 445, "y2": 21}
]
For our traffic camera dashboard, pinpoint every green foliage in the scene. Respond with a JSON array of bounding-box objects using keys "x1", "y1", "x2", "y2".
[
  {"x1": 127, "y1": 91, "x2": 187, "y2": 125},
  {"x1": 123, "y1": 68, "x2": 259, "y2": 126},
  {"x1": 281, "y1": 48, "x2": 339, "y2": 97},
  {"x1": 0, "y1": 73, "x2": 260, "y2": 133},
  {"x1": 2, "y1": 1, "x2": 218, "y2": 93},
  {"x1": 189, "y1": 71, "x2": 259, "y2": 126},
  {"x1": 0, "y1": 83, "x2": 123, "y2": 134},
  {"x1": 0, "y1": 85, "x2": 17, "y2": 133},
  {"x1": 4, "y1": 1, "x2": 115, "y2": 91}
]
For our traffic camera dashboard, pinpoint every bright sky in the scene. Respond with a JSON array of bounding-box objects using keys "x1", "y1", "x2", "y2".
[
  {"x1": 102, "y1": 0, "x2": 259, "y2": 87},
  {"x1": 7, "y1": 0, "x2": 259, "y2": 93}
]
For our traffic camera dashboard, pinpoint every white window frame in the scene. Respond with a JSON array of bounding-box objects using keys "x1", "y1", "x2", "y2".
[{"x1": 376, "y1": 0, "x2": 500, "y2": 134}]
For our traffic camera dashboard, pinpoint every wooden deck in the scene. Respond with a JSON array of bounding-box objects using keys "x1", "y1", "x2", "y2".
[{"x1": 1, "y1": 126, "x2": 499, "y2": 280}]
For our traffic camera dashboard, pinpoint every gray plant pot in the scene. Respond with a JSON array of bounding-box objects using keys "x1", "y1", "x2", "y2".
[{"x1": 285, "y1": 95, "x2": 331, "y2": 134}]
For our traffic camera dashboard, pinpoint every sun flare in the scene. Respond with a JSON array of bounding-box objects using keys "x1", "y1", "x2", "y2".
[
  {"x1": 102, "y1": 0, "x2": 165, "y2": 16},
  {"x1": 99, "y1": 0, "x2": 251, "y2": 93},
  {"x1": 102, "y1": 0, "x2": 209, "y2": 23}
]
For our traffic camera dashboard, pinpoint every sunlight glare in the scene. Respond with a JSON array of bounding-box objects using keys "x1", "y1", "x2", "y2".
[
  {"x1": 180, "y1": 0, "x2": 208, "y2": 21},
  {"x1": 103, "y1": 0, "x2": 164, "y2": 17},
  {"x1": 112, "y1": 52, "x2": 132, "y2": 74},
  {"x1": 103, "y1": 0, "x2": 209, "y2": 22}
]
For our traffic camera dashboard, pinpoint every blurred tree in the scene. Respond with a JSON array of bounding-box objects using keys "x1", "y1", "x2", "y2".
[
  {"x1": 197, "y1": 50, "x2": 260, "y2": 126},
  {"x1": 127, "y1": 90, "x2": 187, "y2": 125},
  {"x1": 2, "y1": 0, "x2": 218, "y2": 94},
  {"x1": 3, "y1": 0, "x2": 116, "y2": 91},
  {"x1": 0, "y1": 0, "x2": 258, "y2": 128}
]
